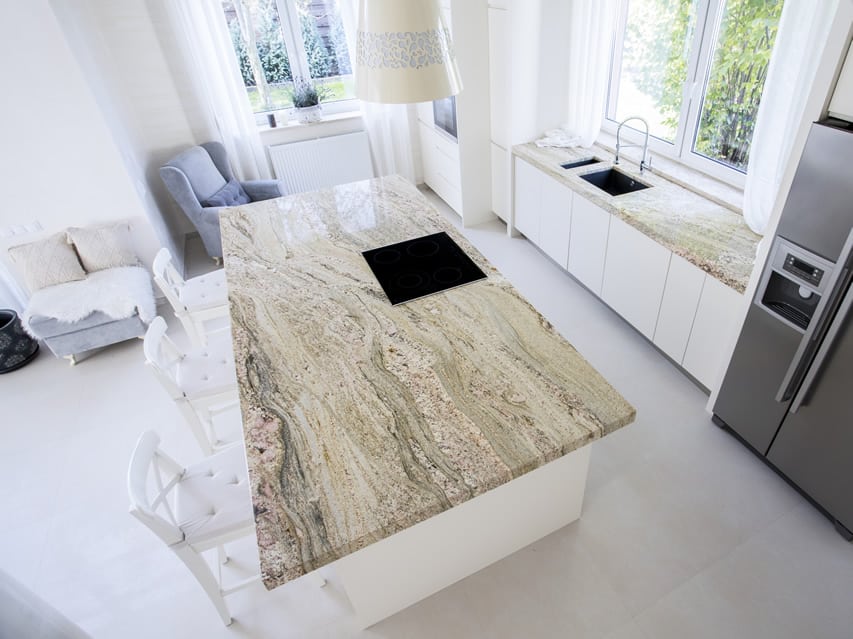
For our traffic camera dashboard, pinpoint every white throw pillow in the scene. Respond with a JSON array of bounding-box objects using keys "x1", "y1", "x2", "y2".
[
  {"x1": 67, "y1": 223, "x2": 140, "y2": 272},
  {"x1": 7, "y1": 232, "x2": 86, "y2": 292}
]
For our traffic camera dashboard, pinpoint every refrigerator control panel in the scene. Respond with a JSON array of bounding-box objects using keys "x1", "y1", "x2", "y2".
[{"x1": 783, "y1": 254, "x2": 824, "y2": 286}]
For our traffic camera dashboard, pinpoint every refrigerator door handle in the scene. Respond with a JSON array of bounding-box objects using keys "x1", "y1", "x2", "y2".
[
  {"x1": 775, "y1": 228, "x2": 853, "y2": 403},
  {"x1": 790, "y1": 281, "x2": 853, "y2": 413}
]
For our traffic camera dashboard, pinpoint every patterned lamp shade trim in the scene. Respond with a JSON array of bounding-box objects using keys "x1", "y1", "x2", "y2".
[
  {"x1": 356, "y1": 28, "x2": 456, "y2": 70},
  {"x1": 355, "y1": 0, "x2": 463, "y2": 104}
]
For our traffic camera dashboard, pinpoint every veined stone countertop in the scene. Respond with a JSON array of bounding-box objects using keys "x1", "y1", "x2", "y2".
[
  {"x1": 513, "y1": 143, "x2": 762, "y2": 293},
  {"x1": 220, "y1": 175, "x2": 636, "y2": 589}
]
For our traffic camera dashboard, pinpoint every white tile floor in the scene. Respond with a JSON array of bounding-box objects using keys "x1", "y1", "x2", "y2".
[{"x1": 3, "y1": 188, "x2": 852, "y2": 638}]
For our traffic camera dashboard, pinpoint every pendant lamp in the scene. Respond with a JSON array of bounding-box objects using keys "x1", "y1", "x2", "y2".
[{"x1": 355, "y1": 0, "x2": 463, "y2": 104}]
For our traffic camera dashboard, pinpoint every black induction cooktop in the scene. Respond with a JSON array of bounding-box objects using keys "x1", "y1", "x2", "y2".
[{"x1": 362, "y1": 232, "x2": 487, "y2": 305}]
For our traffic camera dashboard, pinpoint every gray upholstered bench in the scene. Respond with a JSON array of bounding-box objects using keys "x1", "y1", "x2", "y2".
[
  {"x1": 28, "y1": 311, "x2": 148, "y2": 363},
  {"x1": 6, "y1": 224, "x2": 156, "y2": 364}
]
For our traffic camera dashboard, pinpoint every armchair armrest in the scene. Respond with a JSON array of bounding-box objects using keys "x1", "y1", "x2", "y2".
[{"x1": 242, "y1": 180, "x2": 286, "y2": 201}]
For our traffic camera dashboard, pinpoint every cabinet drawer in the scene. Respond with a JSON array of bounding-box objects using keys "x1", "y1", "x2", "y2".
[
  {"x1": 654, "y1": 254, "x2": 705, "y2": 363},
  {"x1": 601, "y1": 217, "x2": 671, "y2": 339},
  {"x1": 568, "y1": 194, "x2": 610, "y2": 296},
  {"x1": 683, "y1": 277, "x2": 743, "y2": 388},
  {"x1": 538, "y1": 173, "x2": 572, "y2": 268},
  {"x1": 491, "y1": 144, "x2": 509, "y2": 221},
  {"x1": 513, "y1": 158, "x2": 541, "y2": 242}
]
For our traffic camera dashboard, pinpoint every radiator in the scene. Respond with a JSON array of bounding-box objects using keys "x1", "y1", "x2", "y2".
[{"x1": 269, "y1": 131, "x2": 374, "y2": 193}]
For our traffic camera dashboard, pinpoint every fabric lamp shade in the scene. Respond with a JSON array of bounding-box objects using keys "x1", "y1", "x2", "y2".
[{"x1": 356, "y1": 0, "x2": 463, "y2": 104}]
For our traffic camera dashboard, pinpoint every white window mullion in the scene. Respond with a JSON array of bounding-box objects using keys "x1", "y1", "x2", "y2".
[
  {"x1": 673, "y1": 0, "x2": 715, "y2": 160},
  {"x1": 605, "y1": 0, "x2": 630, "y2": 122},
  {"x1": 274, "y1": 0, "x2": 311, "y2": 81}
]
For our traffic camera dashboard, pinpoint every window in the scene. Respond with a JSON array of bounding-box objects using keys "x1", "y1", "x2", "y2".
[
  {"x1": 605, "y1": 0, "x2": 784, "y2": 183},
  {"x1": 223, "y1": 0, "x2": 354, "y2": 117}
]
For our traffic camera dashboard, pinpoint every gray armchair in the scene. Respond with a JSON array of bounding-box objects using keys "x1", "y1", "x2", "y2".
[{"x1": 159, "y1": 141, "x2": 285, "y2": 259}]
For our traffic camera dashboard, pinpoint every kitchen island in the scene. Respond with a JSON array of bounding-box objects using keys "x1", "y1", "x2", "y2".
[{"x1": 220, "y1": 175, "x2": 635, "y2": 626}]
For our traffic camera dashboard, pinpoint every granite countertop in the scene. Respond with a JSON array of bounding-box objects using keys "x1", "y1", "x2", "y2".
[
  {"x1": 513, "y1": 143, "x2": 762, "y2": 293},
  {"x1": 220, "y1": 175, "x2": 636, "y2": 589}
]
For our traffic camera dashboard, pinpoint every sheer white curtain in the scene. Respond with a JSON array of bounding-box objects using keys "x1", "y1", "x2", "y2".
[
  {"x1": 166, "y1": 0, "x2": 271, "y2": 180},
  {"x1": 743, "y1": 0, "x2": 839, "y2": 235},
  {"x1": 338, "y1": 0, "x2": 417, "y2": 182},
  {"x1": 563, "y1": 0, "x2": 618, "y2": 147}
]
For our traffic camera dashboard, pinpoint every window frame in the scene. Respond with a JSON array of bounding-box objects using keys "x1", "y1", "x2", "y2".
[
  {"x1": 234, "y1": 0, "x2": 358, "y2": 120},
  {"x1": 601, "y1": 0, "x2": 762, "y2": 188}
]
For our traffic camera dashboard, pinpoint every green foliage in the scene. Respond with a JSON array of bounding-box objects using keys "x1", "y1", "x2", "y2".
[
  {"x1": 329, "y1": 11, "x2": 352, "y2": 76},
  {"x1": 623, "y1": 0, "x2": 783, "y2": 170},
  {"x1": 228, "y1": 16, "x2": 255, "y2": 87},
  {"x1": 694, "y1": 0, "x2": 783, "y2": 169},
  {"x1": 256, "y1": 2, "x2": 292, "y2": 84},
  {"x1": 300, "y1": 14, "x2": 333, "y2": 78},
  {"x1": 288, "y1": 77, "x2": 331, "y2": 108},
  {"x1": 624, "y1": 0, "x2": 695, "y2": 140}
]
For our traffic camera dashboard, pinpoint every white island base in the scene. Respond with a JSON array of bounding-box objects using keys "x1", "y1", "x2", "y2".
[{"x1": 335, "y1": 444, "x2": 592, "y2": 628}]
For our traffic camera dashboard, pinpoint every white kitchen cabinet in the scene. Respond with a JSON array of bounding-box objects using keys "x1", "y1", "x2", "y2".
[
  {"x1": 513, "y1": 158, "x2": 541, "y2": 242},
  {"x1": 491, "y1": 143, "x2": 509, "y2": 221},
  {"x1": 829, "y1": 43, "x2": 853, "y2": 121},
  {"x1": 601, "y1": 217, "x2": 671, "y2": 339},
  {"x1": 653, "y1": 254, "x2": 705, "y2": 363},
  {"x1": 488, "y1": 7, "x2": 508, "y2": 148},
  {"x1": 420, "y1": 122, "x2": 462, "y2": 213},
  {"x1": 568, "y1": 194, "x2": 610, "y2": 296},
  {"x1": 682, "y1": 276, "x2": 743, "y2": 388},
  {"x1": 538, "y1": 174, "x2": 572, "y2": 268}
]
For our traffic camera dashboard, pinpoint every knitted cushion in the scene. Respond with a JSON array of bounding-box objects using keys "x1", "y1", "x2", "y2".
[
  {"x1": 67, "y1": 223, "x2": 140, "y2": 272},
  {"x1": 202, "y1": 179, "x2": 250, "y2": 208},
  {"x1": 7, "y1": 233, "x2": 86, "y2": 292}
]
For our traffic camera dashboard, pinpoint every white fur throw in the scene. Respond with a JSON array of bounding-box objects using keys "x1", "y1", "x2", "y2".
[{"x1": 23, "y1": 266, "x2": 156, "y2": 332}]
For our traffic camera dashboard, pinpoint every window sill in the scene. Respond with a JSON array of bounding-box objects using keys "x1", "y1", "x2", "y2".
[
  {"x1": 596, "y1": 131, "x2": 744, "y2": 214},
  {"x1": 257, "y1": 109, "x2": 362, "y2": 132}
]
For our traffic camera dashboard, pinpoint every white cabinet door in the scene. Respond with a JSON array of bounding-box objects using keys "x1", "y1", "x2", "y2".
[
  {"x1": 568, "y1": 194, "x2": 610, "y2": 296},
  {"x1": 653, "y1": 254, "x2": 705, "y2": 363},
  {"x1": 491, "y1": 143, "x2": 509, "y2": 221},
  {"x1": 683, "y1": 277, "x2": 743, "y2": 389},
  {"x1": 829, "y1": 44, "x2": 853, "y2": 121},
  {"x1": 601, "y1": 217, "x2": 671, "y2": 339},
  {"x1": 488, "y1": 7, "x2": 508, "y2": 148},
  {"x1": 513, "y1": 158, "x2": 541, "y2": 242},
  {"x1": 538, "y1": 174, "x2": 572, "y2": 268}
]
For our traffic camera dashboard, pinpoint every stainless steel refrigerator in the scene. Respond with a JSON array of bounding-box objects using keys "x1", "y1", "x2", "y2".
[{"x1": 713, "y1": 119, "x2": 853, "y2": 540}]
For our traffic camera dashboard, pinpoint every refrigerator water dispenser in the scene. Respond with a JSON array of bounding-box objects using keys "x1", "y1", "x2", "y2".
[{"x1": 756, "y1": 238, "x2": 836, "y2": 332}]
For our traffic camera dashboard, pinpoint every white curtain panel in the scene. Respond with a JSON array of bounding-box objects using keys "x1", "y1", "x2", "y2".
[
  {"x1": 743, "y1": 0, "x2": 839, "y2": 235},
  {"x1": 166, "y1": 0, "x2": 271, "y2": 181},
  {"x1": 563, "y1": 0, "x2": 618, "y2": 147},
  {"x1": 339, "y1": 0, "x2": 417, "y2": 182}
]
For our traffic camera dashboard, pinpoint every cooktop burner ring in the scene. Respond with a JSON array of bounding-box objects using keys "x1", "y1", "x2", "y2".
[
  {"x1": 395, "y1": 271, "x2": 430, "y2": 290},
  {"x1": 433, "y1": 266, "x2": 463, "y2": 284},
  {"x1": 405, "y1": 239, "x2": 441, "y2": 258},
  {"x1": 372, "y1": 248, "x2": 402, "y2": 265}
]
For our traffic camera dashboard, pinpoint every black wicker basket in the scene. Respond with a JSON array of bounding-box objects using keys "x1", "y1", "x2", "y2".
[{"x1": 0, "y1": 309, "x2": 39, "y2": 373}]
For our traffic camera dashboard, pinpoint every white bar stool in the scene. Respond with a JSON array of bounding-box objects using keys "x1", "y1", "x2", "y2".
[
  {"x1": 152, "y1": 247, "x2": 229, "y2": 348},
  {"x1": 143, "y1": 316, "x2": 239, "y2": 455},
  {"x1": 127, "y1": 431, "x2": 259, "y2": 626}
]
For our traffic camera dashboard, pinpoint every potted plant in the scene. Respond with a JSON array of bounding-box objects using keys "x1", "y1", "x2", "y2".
[{"x1": 289, "y1": 78, "x2": 330, "y2": 124}]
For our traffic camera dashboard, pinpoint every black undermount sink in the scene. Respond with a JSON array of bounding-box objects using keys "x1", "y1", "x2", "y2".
[
  {"x1": 560, "y1": 157, "x2": 601, "y2": 170},
  {"x1": 580, "y1": 168, "x2": 651, "y2": 197}
]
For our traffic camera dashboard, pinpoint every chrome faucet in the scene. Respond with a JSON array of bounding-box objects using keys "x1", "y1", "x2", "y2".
[{"x1": 615, "y1": 116, "x2": 651, "y2": 174}]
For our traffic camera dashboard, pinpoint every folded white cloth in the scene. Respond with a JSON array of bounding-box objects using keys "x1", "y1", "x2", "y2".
[
  {"x1": 535, "y1": 128, "x2": 585, "y2": 148},
  {"x1": 23, "y1": 266, "x2": 156, "y2": 331}
]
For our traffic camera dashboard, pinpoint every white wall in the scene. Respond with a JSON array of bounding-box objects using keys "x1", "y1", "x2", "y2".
[
  {"x1": 0, "y1": 1, "x2": 159, "y2": 286},
  {"x1": 50, "y1": 0, "x2": 208, "y2": 273}
]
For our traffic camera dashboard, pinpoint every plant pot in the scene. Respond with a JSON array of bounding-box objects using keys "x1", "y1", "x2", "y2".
[
  {"x1": 0, "y1": 309, "x2": 39, "y2": 373},
  {"x1": 294, "y1": 104, "x2": 322, "y2": 124}
]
